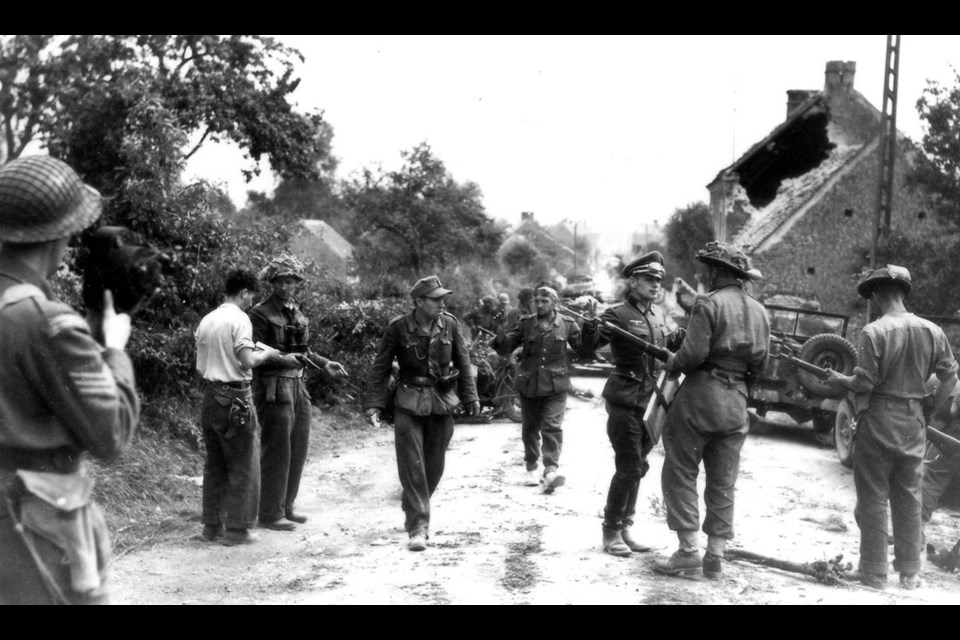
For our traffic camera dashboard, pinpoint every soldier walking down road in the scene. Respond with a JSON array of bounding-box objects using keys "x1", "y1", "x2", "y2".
[
  {"x1": 364, "y1": 275, "x2": 479, "y2": 551},
  {"x1": 826, "y1": 265, "x2": 958, "y2": 590},
  {"x1": 581, "y1": 252, "x2": 685, "y2": 557},
  {"x1": 492, "y1": 285, "x2": 587, "y2": 493},
  {"x1": 195, "y1": 269, "x2": 280, "y2": 547},
  {"x1": 248, "y1": 255, "x2": 348, "y2": 532},
  {"x1": 0, "y1": 155, "x2": 141, "y2": 605},
  {"x1": 653, "y1": 241, "x2": 769, "y2": 580}
]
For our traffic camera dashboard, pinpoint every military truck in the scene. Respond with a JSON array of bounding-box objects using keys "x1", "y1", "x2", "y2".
[{"x1": 748, "y1": 304, "x2": 859, "y2": 465}]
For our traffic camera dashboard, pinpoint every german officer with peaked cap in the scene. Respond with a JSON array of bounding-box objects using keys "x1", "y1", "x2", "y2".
[
  {"x1": 365, "y1": 275, "x2": 479, "y2": 551},
  {"x1": 653, "y1": 241, "x2": 770, "y2": 580},
  {"x1": 582, "y1": 251, "x2": 684, "y2": 557},
  {"x1": 826, "y1": 264, "x2": 957, "y2": 590},
  {"x1": 0, "y1": 156, "x2": 140, "y2": 604}
]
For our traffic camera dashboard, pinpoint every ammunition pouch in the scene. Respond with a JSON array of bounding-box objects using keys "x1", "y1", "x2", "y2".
[{"x1": 5, "y1": 469, "x2": 110, "y2": 600}]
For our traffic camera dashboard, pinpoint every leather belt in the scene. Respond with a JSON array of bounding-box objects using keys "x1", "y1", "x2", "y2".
[
  {"x1": 400, "y1": 376, "x2": 436, "y2": 387},
  {"x1": 0, "y1": 446, "x2": 81, "y2": 473},
  {"x1": 699, "y1": 366, "x2": 746, "y2": 383},
  {"x1": 204, "y1": 379, "x2": 251, "y2": 390}
]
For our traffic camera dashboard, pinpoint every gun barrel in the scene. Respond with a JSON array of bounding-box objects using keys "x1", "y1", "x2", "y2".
[
  {"x1": 559, "y1": 305, "x2": 670, "y2": 361},
  {"x1": 927, "y1": 425, "x2": 960, "y2": 457}
]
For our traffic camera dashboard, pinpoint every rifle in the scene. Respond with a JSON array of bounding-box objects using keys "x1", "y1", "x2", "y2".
[
  {"x1": 770, "y1": 339, "x2": 960, "y2": 455},
  {"x1": 558, "y1": 305, "x2": 670, "y2": 361}
]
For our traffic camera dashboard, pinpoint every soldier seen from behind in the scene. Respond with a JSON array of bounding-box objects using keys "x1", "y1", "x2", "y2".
[
  {"x1": 653, "y1": 241, "x2": 769, "y2": 580},
  {"x1": 0, "y1": 155, "x2": 140, "y2": 604},
  {"x1": 825, "y1": 265, "x2": 957, "y2": 590}
]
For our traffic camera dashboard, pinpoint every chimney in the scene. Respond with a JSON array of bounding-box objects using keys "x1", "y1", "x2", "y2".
[
  {"x1": 786, "y1": 90, "x2": 812, "y2": 118},
  {"x1": 521, "y1": 211, "x2": 534, "y2": 223},
  {"x1": 824, "y1": 60, "x2": 856, "y2": 95}
]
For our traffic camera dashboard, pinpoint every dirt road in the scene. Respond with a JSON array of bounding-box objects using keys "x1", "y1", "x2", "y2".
[{"x1": 111, "y1": 375, "x2": 960, "y2": 604}]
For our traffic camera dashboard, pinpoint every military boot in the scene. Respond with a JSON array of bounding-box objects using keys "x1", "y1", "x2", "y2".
[
  {"x1": 620, "y1": 527, "x2": 652, "y2": 553},
  {"x1": 602, "y1": 526, "x2": 632, "y2": 557},
  {"x1": 653, "y1": 549, "x2": 702, "y2": 577}
]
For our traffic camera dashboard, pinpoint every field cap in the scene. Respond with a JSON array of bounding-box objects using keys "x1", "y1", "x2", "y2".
[{"x1": 410, "y1": 275, "x2": 452, "y2": 299}]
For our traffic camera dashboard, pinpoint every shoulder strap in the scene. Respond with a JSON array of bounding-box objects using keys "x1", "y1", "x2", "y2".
[{"x1": 0, "y1": 283, "x2": 45, "y2": 312}]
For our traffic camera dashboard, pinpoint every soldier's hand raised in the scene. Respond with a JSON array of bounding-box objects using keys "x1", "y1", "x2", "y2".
[{"x1": 100, "y1": 289, "x2": 132, "y2": 351}]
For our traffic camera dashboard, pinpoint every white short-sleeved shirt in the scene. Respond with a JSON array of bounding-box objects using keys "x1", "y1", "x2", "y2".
[{"x1": 195, "y1": 302, "x2": 256, "y2": 382}]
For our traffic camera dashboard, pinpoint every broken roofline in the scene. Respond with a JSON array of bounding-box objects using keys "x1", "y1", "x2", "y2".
[{"x1": 707, "y1": 93, "x2": 829, "y2": 190}]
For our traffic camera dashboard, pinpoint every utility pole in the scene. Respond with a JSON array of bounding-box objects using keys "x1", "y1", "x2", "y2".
[{"x1": 868, "y1": 35, "x2": 901, "y2": 321}]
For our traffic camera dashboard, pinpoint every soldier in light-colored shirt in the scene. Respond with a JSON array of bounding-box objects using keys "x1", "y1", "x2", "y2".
[{"x1": 195, "y1": 269, "x2": 278, "y2": 546}]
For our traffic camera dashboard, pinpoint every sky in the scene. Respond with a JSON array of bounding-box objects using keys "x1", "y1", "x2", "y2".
[{"x1": 185, "y1": 35, "x2": 960, "y2": 251}]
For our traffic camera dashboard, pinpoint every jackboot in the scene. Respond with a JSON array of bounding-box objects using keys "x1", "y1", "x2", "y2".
[{"x1": 602, "y1": 527, "x2": 632, "y2": 557}]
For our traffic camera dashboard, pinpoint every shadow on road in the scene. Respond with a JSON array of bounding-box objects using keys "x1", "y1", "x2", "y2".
[{"x1": 748, "y1": 412, "x2": 834, "y2": 450}]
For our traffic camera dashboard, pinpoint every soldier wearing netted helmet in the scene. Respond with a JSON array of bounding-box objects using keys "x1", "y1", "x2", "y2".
[
  {"x1": 0, "y1": 156, "x2": 140, "y2": 604},
  {"x1": 248, "y1": 254, "x2": 348, "y2": 532},
  {"x1": 825, "y1": 265, "x2": 957, "y2": 590},
  {"x1": 653, "y1": 241, "x2": 770, "y2": 580}
]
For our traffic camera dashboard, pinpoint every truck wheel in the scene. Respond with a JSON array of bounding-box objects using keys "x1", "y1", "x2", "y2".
[
  {"x1": 797, "y1": 333, "x2": 858, "y2": 398},
  {"x1": 834, "y1": 397, "x2": 857, "y2": 468}
]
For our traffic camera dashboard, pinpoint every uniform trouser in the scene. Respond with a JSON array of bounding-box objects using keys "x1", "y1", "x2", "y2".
[
  {"x1": 922, "y1": 426, "x2": 960, "y2": 524},
  {"x1": 519, "y1": 393, "x2": 567, "y2": 473},
  {"x1": 854, "y1": 402, "x2": 924, "y2": 576},
  {"x1": 394, "y1": 412, "x2": 454, "y2": 535},
  {"x1": 254, "y1": 376, "x2": 312, "y2": 522},
  {"x1": 603, "y1": 401, "x2": 652, "y2": 531},
  {"x1": 0, "y1": 471, "x2": 108, "y2": 605},
  {"x1": 661, "y1": 374, "x2": 748, "y2": 540},
  {"x1": 201, "y1": 386, "x2": 261, "y2": 530}
]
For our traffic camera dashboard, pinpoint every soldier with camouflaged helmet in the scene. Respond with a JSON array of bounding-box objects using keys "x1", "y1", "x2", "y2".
[
  {"x1": 248, "y1": 255, "x2": 348, "y2": 533},
  {"x1": 0, "y1": 155, "x2": 140, "y2": 605},
  {"x1": 826, "y1": 265, "x2": 958, "y2": 591},
  {"x1": 653, "y1": 241, "x2": 770, "y2": 581}
]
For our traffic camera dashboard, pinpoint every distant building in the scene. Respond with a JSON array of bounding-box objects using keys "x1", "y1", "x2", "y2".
[
  {"x1": 288, "y1": 219, "x2": 355, "y2": 280},
  {"x1": 709, "y1": 60, "x2": 937, "y2": 326}
]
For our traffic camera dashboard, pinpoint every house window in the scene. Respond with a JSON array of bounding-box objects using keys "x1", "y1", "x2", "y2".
[
  {"x1": 844, "y1": 208, "x2": 854, "y2": 218},
  {"x1": 918, "y1": 210, "x2": 927, "y2": 220},
  {"x1": 807, "y1": 267, "x2": 816, "y2": 275}
]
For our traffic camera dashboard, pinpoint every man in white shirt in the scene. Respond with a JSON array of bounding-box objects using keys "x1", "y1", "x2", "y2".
[{"x1": 195, "y1": 269, "x2": 279, "y2": 546}]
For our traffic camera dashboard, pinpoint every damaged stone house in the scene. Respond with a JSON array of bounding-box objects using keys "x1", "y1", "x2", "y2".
[{"x1": 709, "y1": 60, "x2": 937, "y2": 328}]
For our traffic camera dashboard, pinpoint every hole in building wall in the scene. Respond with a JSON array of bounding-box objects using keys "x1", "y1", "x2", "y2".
[
  {"x1": 734, "y1": 107, "x2": 836, "y2": 209},
  {"x1": 918, "y1": 210, "x2": 927, "y2": 220},
  {"x1": 807, "y1": 267, "x2": 816, "y2": 275},
  {"x1": 844, "y1": 208, "x2": 854, "y2": 218}
]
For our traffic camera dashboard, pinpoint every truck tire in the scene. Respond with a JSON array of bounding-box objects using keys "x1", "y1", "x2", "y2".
[
  {"x1": 834, "y1": 397, "x2": 857, "y2": 468},
  {"x1": 796, "y1": 333, "x2": 857, "y2": 398}
]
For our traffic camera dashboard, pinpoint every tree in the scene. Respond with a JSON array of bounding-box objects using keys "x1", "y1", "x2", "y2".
[
  {"x1": 1, "y1": 35, "x2": 340, "y2": 402},
  {"x1": 341, "y1": 142, "x2": 504, "y2": 283},
  {"x1": 910, "y1": 71, "x2": 960, "y2": 225},
  {"x1": 664, "y1": 201, "x2": 750, "y2": 285}
]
